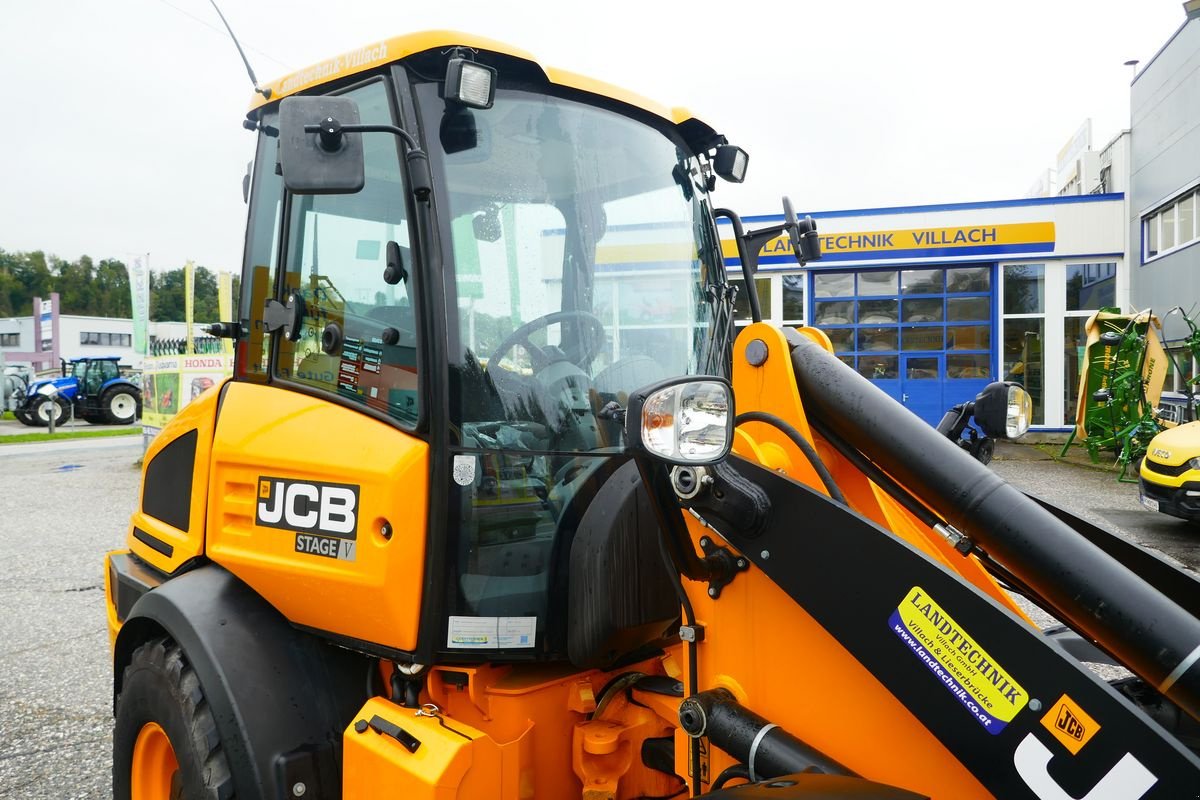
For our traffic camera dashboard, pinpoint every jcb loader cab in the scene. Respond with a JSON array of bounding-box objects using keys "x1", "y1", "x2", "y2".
[{"x1": 106, "y1": 32, "x2": 1200, "y2": 800}]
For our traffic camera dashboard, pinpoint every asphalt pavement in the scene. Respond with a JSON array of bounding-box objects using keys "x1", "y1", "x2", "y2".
[
  {"x1": 0, "y1": 434, "x2": 1193, "y2": 797},
  {"x1": 992, "y1": 440, "x2": 1200, "y2": 572},
  {"x1": 0, "y1": 437, "x2": 141, "y2": 799}
]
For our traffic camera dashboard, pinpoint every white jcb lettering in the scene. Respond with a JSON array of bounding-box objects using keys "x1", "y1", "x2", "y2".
[
  {"x1": 285, "y1": 483, "x2": 320, "y2": 529},
  {"x1": 255, "y1": 477, "x2": 359, "y2": 537},
  {"x1": 257, "y1": 482, "x2": 284, "y2": 524},
  {"x1": 1014, "y1": 733, "x2": 1156, "y2": 800},
  {"x1": 318, "y1": 486, "x2": 356, "y2": 535}
]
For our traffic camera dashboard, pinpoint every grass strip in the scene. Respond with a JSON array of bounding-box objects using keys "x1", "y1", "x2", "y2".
[{"x1": 0, "y1": 426, "x2": 143, "y2": 445}]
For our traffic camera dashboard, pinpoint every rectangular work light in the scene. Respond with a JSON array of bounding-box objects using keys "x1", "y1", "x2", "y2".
[{"x1": 445, "y1": 58, "x2": 497, "y2": 109}]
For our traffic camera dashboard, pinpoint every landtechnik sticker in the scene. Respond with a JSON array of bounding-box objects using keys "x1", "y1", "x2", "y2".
[{"x1": 889, "y1": 586, "x2": 1028, "y2": 734}]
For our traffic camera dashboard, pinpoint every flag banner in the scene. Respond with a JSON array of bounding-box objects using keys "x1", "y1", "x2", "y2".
[
  {"x1": 184, "y1": 260, "x2": 196, "y2": 355},
  {"x1": 129, "y1": 257, "x2": 150, "y2": 356}
]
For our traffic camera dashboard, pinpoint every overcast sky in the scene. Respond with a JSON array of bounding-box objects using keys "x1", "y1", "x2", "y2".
[{"x1": 0, "y1": 0, "x2": 1189, "y2": 275}]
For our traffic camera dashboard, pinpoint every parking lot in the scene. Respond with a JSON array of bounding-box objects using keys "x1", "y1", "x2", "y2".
[{"x1": 0, "y1": 428, "x2": 1194, "y2": 797}]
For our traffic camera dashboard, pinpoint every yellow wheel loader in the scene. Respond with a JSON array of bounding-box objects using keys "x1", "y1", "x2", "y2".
[{"x1": 105, "y1": 31, "x2": 1200, "y2": 800}]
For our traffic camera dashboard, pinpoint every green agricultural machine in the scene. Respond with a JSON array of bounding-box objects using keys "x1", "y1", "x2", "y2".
[{"x1": 1063, "y1": 306, "x2": 1200, "y2": 480}]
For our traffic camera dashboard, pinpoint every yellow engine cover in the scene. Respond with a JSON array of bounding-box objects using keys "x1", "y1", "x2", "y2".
[{"x1": 207, "y1": 382, "x2": 429, "y2": 652}]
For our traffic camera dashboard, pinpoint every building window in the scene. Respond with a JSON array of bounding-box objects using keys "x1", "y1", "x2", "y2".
[
  {"x1": 81, "y1": 332, "x2": 131, "y2": 347},
  {"x1": 781, "y1": 274, "x2": 805, "y2": 325},
  {"x1": 1002, "y1": 264, "x2": 1046, "y2": 425},
  {"x1": 813, "y1": 266, "x2": 991, "y2": 385},
  {"x1": 0, "y1": 333, "x2": 19, "y2": 346},
  {"x1": 1066, "y1": 262, "x2": 1116, "y2": 311},
  {"x1": 1144, "y1": 188, "x2": 1199, "y2": 261}
]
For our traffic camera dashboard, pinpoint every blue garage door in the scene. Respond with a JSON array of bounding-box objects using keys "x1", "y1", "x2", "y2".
[{"x1": 810, "y1": 265, "x2": 994, "y2": 426}]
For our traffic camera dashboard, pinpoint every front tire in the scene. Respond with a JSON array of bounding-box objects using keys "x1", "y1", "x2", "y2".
[
  {"x1": 31, "y1": 396, "x2": 68, "y2": 427},
  {"x1": 113, "y1": 638, "x2": 234, "y2": 800},
  {"x1": 13, "y1": 406, "x2": 35, "y2": 426},
  {"x1": 102, "y1": 386, "x2": 141, "y2": 425}
]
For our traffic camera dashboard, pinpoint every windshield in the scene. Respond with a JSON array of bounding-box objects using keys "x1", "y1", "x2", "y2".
[{"x1": 421, "y1": 84, "x2": 723, "y2": 454}]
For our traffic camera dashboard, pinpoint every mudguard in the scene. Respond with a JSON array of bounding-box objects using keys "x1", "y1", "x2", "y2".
[{"x1": 114, "y1": 563, "x2": 367, "y2": 800}]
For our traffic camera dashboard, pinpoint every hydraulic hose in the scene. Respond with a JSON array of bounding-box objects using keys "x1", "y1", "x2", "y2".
[
  {"x1": 735, "y1": 411, "x2": 847, "y2": 506},
  {"x1": 789, "y1": 334, "x2": 1200, "y2": 722},
  {"x1": 678, "y1": 689, "x2": 853, "y2": 781}
]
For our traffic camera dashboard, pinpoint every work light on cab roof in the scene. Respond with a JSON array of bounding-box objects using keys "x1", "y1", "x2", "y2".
[{"x1": 444, "y1": 51, "x2": 497, "y2": 109}]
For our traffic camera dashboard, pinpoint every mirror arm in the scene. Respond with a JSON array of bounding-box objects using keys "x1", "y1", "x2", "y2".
[
  {"x1": 936, "y1": 402, "x2": 974, "y2": 441},
  {"x1": 713, "y1": 209, "x2": 765, "y2": 323}
]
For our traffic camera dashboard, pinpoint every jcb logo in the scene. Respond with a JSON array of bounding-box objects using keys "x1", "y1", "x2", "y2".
[
  {"x1": 1055, "y1": 705, "x2": 1085, "y2": 741},
  {"x1": 256, "y1": 476, "x2": 359, "y2": 539}
]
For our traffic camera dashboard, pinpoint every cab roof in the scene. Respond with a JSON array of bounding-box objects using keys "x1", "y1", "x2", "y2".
[{"x1": 248, "y1": 30, "x2": 719, "y2": 144}]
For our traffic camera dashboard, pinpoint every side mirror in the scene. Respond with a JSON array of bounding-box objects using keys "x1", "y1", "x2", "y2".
[
  {"x1": 277, "y1": 96, "x2": 365, "y2": 194},
  {"x1": 625, "y1": 377, "x2": 734, "y2": 465},
  {"x1": 974, "y1": 381, "x2": 1032, "y2": 439},
  {"x1": 783, "y1": 196, "x2": 820, "y2": 266}
]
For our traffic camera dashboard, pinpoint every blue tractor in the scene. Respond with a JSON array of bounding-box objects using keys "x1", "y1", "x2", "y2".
[{"x1": 14, "y1": 356, "x2": 142, "y2": 427}]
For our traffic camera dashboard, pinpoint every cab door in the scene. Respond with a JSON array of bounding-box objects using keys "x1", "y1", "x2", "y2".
[{"x1": 206, "y1": 76, "x2": 431, "y2": 655}]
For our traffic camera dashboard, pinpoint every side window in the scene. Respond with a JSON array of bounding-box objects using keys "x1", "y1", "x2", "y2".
[
  {"x1": 239, "y1": 110, "x2": 283, "y2": 383},
  {"x1": 276, "y1": 79, "x2": 419, "y2": 424}
]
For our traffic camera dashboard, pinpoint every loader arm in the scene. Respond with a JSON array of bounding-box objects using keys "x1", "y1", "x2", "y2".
[{"x1": 672, "y1": 322, "x2": 1200, "y2": 797}]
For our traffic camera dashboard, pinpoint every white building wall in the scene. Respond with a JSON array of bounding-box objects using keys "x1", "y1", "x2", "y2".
[{"x1": 0, "y1": 317, "x2": 194, "y2": 372}]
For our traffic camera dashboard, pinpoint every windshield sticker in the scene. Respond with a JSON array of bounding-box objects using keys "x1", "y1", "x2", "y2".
[
  {"x1": 452, "y1": 454, "x2": 477, "y2": 486},
  {"x1": 447, "y1": 616, "x2": 536, "y2": 649},
  {"x1": 889, "y1": 586, "x2": 1028, "y2": 734}
]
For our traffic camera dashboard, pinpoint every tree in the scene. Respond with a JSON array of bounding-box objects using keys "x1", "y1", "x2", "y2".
[{"x1": 149, "y1": 265, "x2": 224, "y2": 322}]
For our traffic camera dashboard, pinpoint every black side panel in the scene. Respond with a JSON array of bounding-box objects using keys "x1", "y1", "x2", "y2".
[
  {"x1": 116, "y1": 564, "x2": 367, "y2": 800},
  {"x1": 141, "y1": 429, "x2": 197, "y2": 531},
  {"x1": 567, "y1": 459, "x2": 679, "y2": 668}
]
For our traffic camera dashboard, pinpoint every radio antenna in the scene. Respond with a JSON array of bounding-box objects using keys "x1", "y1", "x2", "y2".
[{"x1": 208, "y1": 0, "x2": 271, "y2": 99}]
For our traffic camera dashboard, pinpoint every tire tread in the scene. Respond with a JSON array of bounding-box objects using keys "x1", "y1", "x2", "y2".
[{"x1": 116, "y1": 637, "x2": 235, "y2": 800}]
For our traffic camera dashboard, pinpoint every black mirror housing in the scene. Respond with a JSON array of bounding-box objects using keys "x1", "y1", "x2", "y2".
[
  {"x1": 973, "y1": 381, "x2": 1032, "y2": 439},
  {"x1": 278, "y1": 96, "x2": 365, "y2": 194}
]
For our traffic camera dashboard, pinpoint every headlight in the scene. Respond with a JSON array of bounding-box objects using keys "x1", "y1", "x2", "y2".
[
  {"x1": 1004, "y1": 385, "x2": 1033, "y2": 438},
  {"x1": 1187, "y1": 457, "x2": 1200, "y2": 471},
  {"x1": 35, "y1": 383, "x2": 59, "y2": 397},
  {"x1": 973, "y1": 381, "x2": 1032, "y2": 439},
  {"x1": 626, "y1": 377, "x2": 734, "y2": 465}
]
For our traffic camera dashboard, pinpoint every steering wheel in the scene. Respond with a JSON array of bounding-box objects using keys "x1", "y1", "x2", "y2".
[
  {"x1": 487, "y1": 310, "x2": 607, "y2": 375},
  {"x1": 484, "y1": 310, "x2": 607, "y2": 420}
]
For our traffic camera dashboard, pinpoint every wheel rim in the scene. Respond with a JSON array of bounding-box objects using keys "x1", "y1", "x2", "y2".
[
  {"x1": 110, "y1": 392, "x2": 136, "y2": 417},
  {"x1": 130, "y1": 721, "x2": 178, "y2": 800},
  {"x1": 34, "y1": 401, "x2": 55, "y2": 424}
]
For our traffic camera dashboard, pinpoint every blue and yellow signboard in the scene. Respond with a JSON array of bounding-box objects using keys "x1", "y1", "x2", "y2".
[{"x1": 723, "y1": 221, "x2": 1056, "y2": 267}]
